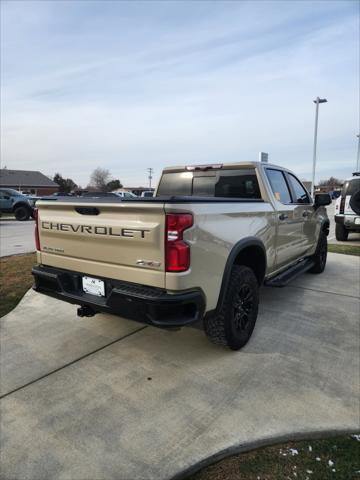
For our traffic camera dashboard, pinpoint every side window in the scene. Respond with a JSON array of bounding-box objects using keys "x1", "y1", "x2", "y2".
[
  {"x1": 287, "y1": 174, "x2": 311, "y2": 204},
  {"x1": 0, "y1": 190, "x2": 10, "y2": 199},
  {"x1": 266, "y1": 169, "x2": 292, "y2": 204}
]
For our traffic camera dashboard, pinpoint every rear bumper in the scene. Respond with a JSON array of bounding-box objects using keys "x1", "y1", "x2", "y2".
[
  {"x1": 32, "y1": 265, "x2": 205, "y2": 327},
  {"x1": 335, "y1": 214, "x2": 360, "y2": 230}
]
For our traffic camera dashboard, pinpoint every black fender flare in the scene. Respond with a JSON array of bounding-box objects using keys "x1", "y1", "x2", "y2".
[
  {"x1": 321, "y1": 218, "x2": 330, "y2": 236},
  {"x1": 215, "y1": 237, "x2": 267, "y2": 312},
  {"x1": 12, "y1": 202, "x2": 31, "y2": 213}
]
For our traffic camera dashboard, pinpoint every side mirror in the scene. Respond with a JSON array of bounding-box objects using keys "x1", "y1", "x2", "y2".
[{"x1": 314, "y1": 193, "x2": 331, "y2": 208}]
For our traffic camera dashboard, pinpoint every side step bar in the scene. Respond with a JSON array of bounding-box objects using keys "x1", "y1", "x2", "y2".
[{"x1": 265, "y1": 258, "x2": 315, "y2": 288}]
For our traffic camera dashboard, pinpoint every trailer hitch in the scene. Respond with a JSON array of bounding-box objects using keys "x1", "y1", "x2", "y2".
[{"x1": 77, "y1": 305, "x2": 95, "y2": 317}]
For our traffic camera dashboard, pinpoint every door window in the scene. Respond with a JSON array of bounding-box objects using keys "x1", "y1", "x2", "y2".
[
  {"x1": 287, "y1": 174, "x2": 311, "y2": 204},
  {"x1": 266, "y1": 169, "x2": 292, "y2": 204}
]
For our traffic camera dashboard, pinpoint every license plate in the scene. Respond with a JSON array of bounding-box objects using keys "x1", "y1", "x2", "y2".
[
  {"x1": 82, "y1": 276, "x2": 105, "y2": 297},
  {"x1": 355, "y1": 218, "x2": 360, "y2": 225}
]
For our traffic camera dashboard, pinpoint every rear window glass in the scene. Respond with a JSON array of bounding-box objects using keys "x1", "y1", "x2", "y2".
[
  {"x1": 157, "y1": 170, "x2": 261, "y2": 199},
  {"x1": 342, "y1": 178, "x2": 360, "y2": 197}
]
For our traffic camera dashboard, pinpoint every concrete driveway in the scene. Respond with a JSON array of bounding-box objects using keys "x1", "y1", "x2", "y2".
[
  {"x1": 0, "y1": 253, "x2": 359, "y2": 480},
  {"x1": 0, "y1": 219, "x2": 35, "y2": 257}
]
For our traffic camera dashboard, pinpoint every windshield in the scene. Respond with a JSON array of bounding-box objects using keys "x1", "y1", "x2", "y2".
[{"x1": 3, "y1": 189, "x2": 24, "y2": 196}]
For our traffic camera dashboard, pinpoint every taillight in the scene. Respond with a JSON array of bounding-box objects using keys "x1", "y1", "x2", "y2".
[
  {"x1": 339, "y1": 197, "x2": 345, "y2": 214},
  {"x1": 34, "y1": 208, "x2": 40, "y2": 250},
  {"x1": 165, "y1": 213, "x2": 193, "y2": 272}
]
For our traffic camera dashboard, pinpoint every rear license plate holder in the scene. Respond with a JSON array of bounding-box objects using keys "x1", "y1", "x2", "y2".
[{"x1": 82, "y1": 276, "x2": 105, "y2": 297}]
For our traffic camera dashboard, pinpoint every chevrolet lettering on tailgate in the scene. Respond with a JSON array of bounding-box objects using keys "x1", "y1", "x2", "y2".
[{"x1": 42, "y1": 222, "x2": 150, "y2": 238}]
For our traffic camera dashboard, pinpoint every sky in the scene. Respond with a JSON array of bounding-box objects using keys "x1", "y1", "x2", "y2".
[{"x1": 1, "y1": 0, "x2": 359, "y2": 188}]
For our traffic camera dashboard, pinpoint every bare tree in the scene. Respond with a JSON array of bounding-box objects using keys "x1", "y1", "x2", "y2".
[
  {"x1": 89, "y1": 168, "x2": 111, "y2": 191},
  {"x1": 318, "y1": 176, "x2": 343, "y2": 188}
]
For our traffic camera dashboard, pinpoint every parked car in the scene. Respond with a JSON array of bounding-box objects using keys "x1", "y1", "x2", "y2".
[
  {"x1": 33, "y1": 161, "x2": 331, "y2": 350},
  {"x1": 0, "y1": 188, "x2": 37, "y2": 221},
  {"x1": 329, "y1": 190, "x2": 341, "y2": 199},
  {"x1": 334, "y1": 172, "x2": 360, "y2": 241},
  {"x1": 114, "y1": 191, "x2": 138, "y2": 199},
  {"x1": 81, "y1": 191, "x2": 138, "y2": 199},
  {"x1": 141, "y1": 191, "x2": 154, "y2": 197},
  {"x1": 52, "y1": 192, "x2": 73, "y2": 197}
]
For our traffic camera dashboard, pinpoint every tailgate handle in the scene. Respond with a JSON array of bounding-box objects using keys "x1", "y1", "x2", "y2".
[{"x1": 75, "y1": 207, "x2": 100, "y2": 215}]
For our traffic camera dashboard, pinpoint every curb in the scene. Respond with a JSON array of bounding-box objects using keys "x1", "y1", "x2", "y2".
[{"x1": 170, "y1": 427, "x2": 359, "y2": 480}]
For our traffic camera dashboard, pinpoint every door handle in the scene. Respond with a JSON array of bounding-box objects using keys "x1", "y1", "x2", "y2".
[
  {"x1": 302, "y1": 211, "x2": 310, "y2": 218},
  {"x1": 279, "y1": 213, "x2": 288, "y2": 221}
]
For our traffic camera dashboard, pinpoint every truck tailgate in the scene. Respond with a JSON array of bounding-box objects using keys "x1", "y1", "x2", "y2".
[{"x1": 37, "y1": 200, "x2": 166, "y2": 288}]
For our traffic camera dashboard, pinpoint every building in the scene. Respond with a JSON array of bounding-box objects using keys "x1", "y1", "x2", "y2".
[{"x1": 0, "y1": 169, "x2": 59, "y2": 196}]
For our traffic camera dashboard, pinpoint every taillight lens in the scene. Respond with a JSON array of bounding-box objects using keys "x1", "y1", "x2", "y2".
[
  {"x1": 339, "y1": 197, "x2": 345, "y2": 214},
  {"x1": 34, "y1": 208, "x2": 40, "y2": 250},
  {"x1": 165, "y1": 213, "x2": 193, "y2": 272}
]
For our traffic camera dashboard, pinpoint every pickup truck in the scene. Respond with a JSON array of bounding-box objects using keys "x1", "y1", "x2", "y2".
[
  {"x1": 32, "y1": 162, "x2": 331, "y2": 350},
  {"x1": 0, "y1": 188, "x2": 37, "y2": 220}
]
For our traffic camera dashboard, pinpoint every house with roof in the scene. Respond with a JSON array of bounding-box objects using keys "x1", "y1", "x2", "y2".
[{"x1": 0, "y1": 169, "x2": 59, "y2": 196}]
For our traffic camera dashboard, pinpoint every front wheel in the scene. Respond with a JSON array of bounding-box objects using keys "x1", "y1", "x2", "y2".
[
  {"x1": 204, "y1": 265, "x2": 259, "y2": 350},
  {"x1": 309, "y1": 231, "x2": 327, "y2": 273},
  {"x1": 14, "y1": 205, "x2": 31, "y2": 221}
]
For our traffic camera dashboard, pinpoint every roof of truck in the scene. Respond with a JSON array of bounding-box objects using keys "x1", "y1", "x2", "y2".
[{"x1": 162, "y1": 161, "x2": 288, "y2": 173}]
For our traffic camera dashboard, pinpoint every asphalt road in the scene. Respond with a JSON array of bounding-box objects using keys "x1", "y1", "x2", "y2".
[
  {"x1": 0, "y1": 219, "x2": 35, "y2": 257},
  {"x1": 0, "y1": 253, "x2": 358, "y2": 480}
]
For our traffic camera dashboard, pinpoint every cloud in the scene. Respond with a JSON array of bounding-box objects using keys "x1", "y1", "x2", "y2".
[{"x1": 1, "y1": 0, "x2": 358, "y2": 186}]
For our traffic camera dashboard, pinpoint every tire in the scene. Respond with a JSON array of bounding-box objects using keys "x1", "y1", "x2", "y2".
[
  {"x1": 14, "y1": 205, "x2": 30, "y2": 221},
  {"x1": 335, "y1": 223, "x2": 348, "y2": 241},
  {"x1": 309, "y1": 231, "x2": 327, "y2": 274},
  {"x1": 204, "y1": 265, "x2": 259, "y2": 351}
]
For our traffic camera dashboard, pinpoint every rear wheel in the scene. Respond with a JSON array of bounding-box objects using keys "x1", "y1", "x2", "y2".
[
  {"x1": 309, "y1": 231, "x2": 327, "y2": 273},
  {"x1": 204, "y1": 265, "x2": 259, "y2": 350},
  {"x1": 335, "y1": 223, "x2": 348, "y2": 241},
  {"x1": 14, "y1": 205, "x2": 30, "y2": 221}
]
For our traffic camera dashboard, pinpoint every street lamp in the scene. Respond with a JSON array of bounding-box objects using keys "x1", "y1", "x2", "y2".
[
  {"x1": 356, "y1": 134, "x2": 360, "y2": 172},
  {"x1": 311, "y1": 97, "x2": 327, "y2": 198}
]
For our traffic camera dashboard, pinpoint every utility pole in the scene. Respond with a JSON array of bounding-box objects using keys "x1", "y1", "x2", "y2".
[
  {"x1": 356, "y1": 134, "x2": 360, "y2": 172},
  {"x1": 311, "y1": 97, "x2": 327, "y2": 198},
  {"x1": 147, "y1": 168, "x2": 153, "y2": 189}
]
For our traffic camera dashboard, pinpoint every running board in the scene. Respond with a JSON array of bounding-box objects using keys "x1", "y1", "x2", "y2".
[{"x1": 265, "y1": 259, "x2": 315, "y2": 288}]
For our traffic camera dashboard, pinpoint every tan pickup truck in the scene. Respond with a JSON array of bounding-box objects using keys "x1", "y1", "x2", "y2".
[{"x1": 32, "y1": 162, "x2": 331, "y2": 350}]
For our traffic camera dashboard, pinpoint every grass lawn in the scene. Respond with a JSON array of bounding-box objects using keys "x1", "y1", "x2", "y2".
[
  {"x1": 188, "y1": 435, "x2": 360, "y2": 480},
  {"x1": 328, "y1": 244, "x2": 360, "y2": 256},
  {"x1": 0, "y1": 253, "x2": 36, "y2": 317}
]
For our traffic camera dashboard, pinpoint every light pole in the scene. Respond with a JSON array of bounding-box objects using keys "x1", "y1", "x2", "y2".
[
  {"x1": 356, "y1": 134, "x2": 360, "y2": 172},
  {"x1": 311, "y1": 97, "x2": 327, "y2": 198},
  {"x1": 147, "y1": 168, "x2": 153, "y2": 189}
]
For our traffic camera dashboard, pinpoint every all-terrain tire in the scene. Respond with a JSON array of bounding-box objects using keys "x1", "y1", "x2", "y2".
[
  {"x1": 14, "y1": 205, "x2": 31, "y2": 221},
  {"x1": 309, "y1": 231, "x2": 327, "y2": 273},
  {"x1": 335, "y1": 223, "x2": 348, "y2": 241},
  {"x1": 204, "y1": 265, "x2": 259, "y2": 351}
]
